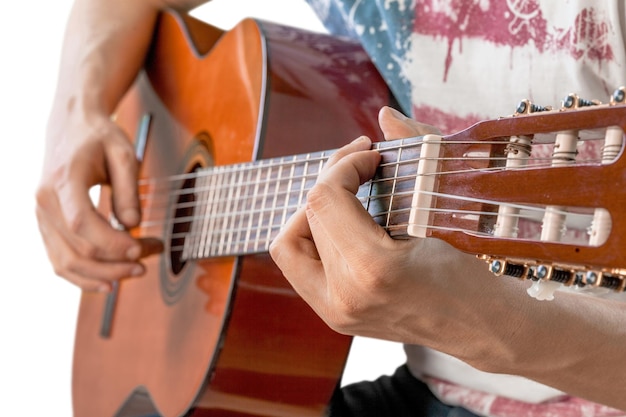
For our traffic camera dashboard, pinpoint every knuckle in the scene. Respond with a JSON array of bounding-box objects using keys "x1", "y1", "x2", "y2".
[
  {"x1": 53, "y1": 253, "x2": 78, "y2": 277},
  {"x1": 268, "y1": 239, "x2": 281, "y2": 262},
  {"x1": 325, "y1": 308, "x2": 359, "y2": 335},
  {"x1": 35, "y1": 186, "x2": 51, "y2": 211},
  {"x1": 107, "y1": 138, "x2": 136, "y2": 168},
  {"x1": 51, "y1": 263, "x2": 65, "y2": 277},
  {"x1": 111, "y1": 143, "x2": 136, "y2": 165},
  {"x1": 78, "y1": 241, "x2": 99, "y2": 259},
  {"x1": 324, "y1": 290, "x2": 363, "y2": 333},
  {"x1": 306, "y1": 183, "x2": 333, "y2": 211},
  {"x1": 66, "y1": 210, "x2": 88, "y2": 235},
  {"x1": 325, "y1": 151, "x2": 343, "y2": 167}
]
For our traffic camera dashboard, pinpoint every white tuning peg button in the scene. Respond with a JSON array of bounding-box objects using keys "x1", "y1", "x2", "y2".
[{"x1": 527, "y1": 280, "x2": 561, "y2": 301}]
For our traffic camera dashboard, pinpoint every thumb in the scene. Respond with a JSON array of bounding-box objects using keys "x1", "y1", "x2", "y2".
[{"x1": 378, "y1": 106, "x2": 441, "y2": 140}]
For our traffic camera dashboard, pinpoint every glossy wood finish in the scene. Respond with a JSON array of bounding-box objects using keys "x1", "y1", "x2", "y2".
[
  {"x1": 430, "y1": 105, "x2": 626, "y2": 272},
  {"x1": 72, "y1": 11, "x2": 393, "y2": 417}
]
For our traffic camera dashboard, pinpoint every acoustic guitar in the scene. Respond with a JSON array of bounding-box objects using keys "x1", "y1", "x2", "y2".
[
  {"x1": 72, "y1": 10, "x2": 394, "y2": 417},
  {"x1": 73, "y1": 9, "x2": 626, "y2": 417}
]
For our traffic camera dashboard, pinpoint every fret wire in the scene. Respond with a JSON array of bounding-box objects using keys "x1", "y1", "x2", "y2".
[
  {"x1": 207, "y1": 169, "x2": 226, "y2": 256},
  {"x1": 298, "y1": 153, "x2": 311, "y2": 210},
  {"x1": 215, "y1": 167, "x2": 231, "y2": 256},
  {"x1": 203, "y1": 166, "x2": 221, "y2": 257},
  {"x1": 267, "y1": 158, "x2": 284, "y2": 250},
  {"x1": 317, "y1": 151, "x2": 325, "y2": 183},
  {"x1": 179, "y1": 177, "x2": 191, "y2": 260},
  {"x1": 182, "y1": 178, "x2": 194, "y2": 259},
  {"x1": 195, "y1": 171, "x2": 208, "y2": 258},
  {"x1": 191, "y1": 174, "x2": 205, "y2": 259},
  {"x1": 228, "y1": 167, "x2": 246, "y2": 255},
  {"x1": 387, "y1": 141, "x2": 403, "y2": 228},
  {"x1": 208, "y1": 170, "x2": 220, "y2": 257},
  {"x1": 246, "y1": 160, "x2": 264, "y2": 253},
  {"x1": 208, "y1": 168, "x2": 221, "y2": 257},
  {"x1": 215, "y1": 167, "x2": 229, "y2": 255},
  {"x1": 241, "y1": 165, "x2": 255, "y2": 255},
  {"x1": 253, "y1": 162, "x2": 270, "y2": 252},
  {"x1": 217, "y1": 166, "x2": 231, "y2": 255},
  {"x1": 217, "y1": 167, "x2": 237, "y2": 256},
  {"x1": 225, "y1": 169, "x2": 240, "y2": 255},
  {"x1": 197, "y1": 171, "x2": 214, "y2": 258},
  {"x1": 281, "y1": 156, "x2": 297, "y2": 233}
]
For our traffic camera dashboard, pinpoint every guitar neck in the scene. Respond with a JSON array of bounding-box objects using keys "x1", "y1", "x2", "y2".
[{"x1": 171, "y1": 136, "x2": 422, "y2": 260}]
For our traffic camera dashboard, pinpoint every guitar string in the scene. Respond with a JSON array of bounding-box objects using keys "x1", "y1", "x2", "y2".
[
  {"x1": 135, "y1": 137, "x2": 586, "y2": 192},
  {"x1": 162, "y1": 187, "x2": 590, "y2": 255},
  {"x1": 134, "y1": 148, "x2": 602, "y2": 209},
  {"x1": 133, "y1": 155, "x2": 603, "y2": 225},
  {"x1": 133, "y1": 152, "x2": 602, "y2": 223},
  {"x1": 137, "y1": 175, "x2": 599, "y2": 255},
  {"x1": 134, "y1": 131, "x2": 606, "y2": 204},
  {"x1": 160, "y1": 200, "x2": 594, "y2": 255},
  {"x1": 111, "y1": 137, "x2": 607, "y2": 255}
]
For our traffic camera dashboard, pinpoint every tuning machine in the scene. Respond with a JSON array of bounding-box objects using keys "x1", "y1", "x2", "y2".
[
  {"x1": 514, "y1": 99, "x2": 552, "y2": 115},
  {"x1": 480, "y1": 255, "x2": 626, "y2": 300}
]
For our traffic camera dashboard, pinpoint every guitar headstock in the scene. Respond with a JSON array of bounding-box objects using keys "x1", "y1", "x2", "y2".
[{"x1": 408, "y1": 87, "x2": 626, "y2": 300}]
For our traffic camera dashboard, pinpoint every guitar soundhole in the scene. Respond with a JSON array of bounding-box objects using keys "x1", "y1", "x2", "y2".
[{"x1": 169, "y1": 163, "x2": 201, "y2": 275}]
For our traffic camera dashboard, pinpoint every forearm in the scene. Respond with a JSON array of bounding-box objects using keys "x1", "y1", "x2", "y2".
[
  {"x1": 429, "y1": 254, "x2": 626, "y2": 410},
  {"x1": 500, "y1": 283, "x2": 626, "y2": 410},
  {"x1": 50, "y1": 0, "x2": 206, "y2": 119}
]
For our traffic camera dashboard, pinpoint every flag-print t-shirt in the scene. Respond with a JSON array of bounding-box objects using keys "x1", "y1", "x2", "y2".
[
  {"x1": 303, "y1": 1, "x2": 626, "y2": 416},
  {"x1": 305, "y1": 0, "x2": 626, "y2": 132}
]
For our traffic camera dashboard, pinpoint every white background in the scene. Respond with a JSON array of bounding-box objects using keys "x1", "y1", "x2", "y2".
[{"x1": 0, "y1": 0, "x2": 404, "y2": 415}]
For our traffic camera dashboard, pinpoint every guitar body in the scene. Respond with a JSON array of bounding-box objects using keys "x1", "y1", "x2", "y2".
[{"x1": 72, "y1": 12, "x2": 393, "y2": 417}]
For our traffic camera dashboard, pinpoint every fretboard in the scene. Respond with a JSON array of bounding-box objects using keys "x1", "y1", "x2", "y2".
[{"x1": 179, "y1": 136, "x2": 422, "y2": 260}]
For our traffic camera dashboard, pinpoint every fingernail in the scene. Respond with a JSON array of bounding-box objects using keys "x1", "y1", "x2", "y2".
[
  {"x1": 126, "y1": 245, "x2": 141, "y2": 260},
  {"x1": 351, "y1": 135, "x2": 371, "y2": 144},
  {"x1": 131, "y1": 264, "x2": 145, "y2": 276},
  {"x1": 121, "y1": 208, "x2": 140, "y2": 226}
]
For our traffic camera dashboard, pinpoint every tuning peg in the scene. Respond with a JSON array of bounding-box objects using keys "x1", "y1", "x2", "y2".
[
  {"x1": 561, "y1": 93, "x2": 601, "y2": 109},
  {"x1": 583, "y1": 271, "x2": 625, "y2": 291},
  {"x1": 610, "y1": 86, "x2": 626, "y2": 105},
  {"x1": 489, "y1": 259, "x2": 529, "y2": 278},
  {"x1": 515, "y1": 99, "x2": 551, "y2": 115},
  {"x1": 481, "y1": 256, "x2": 626, "y2": 298}
]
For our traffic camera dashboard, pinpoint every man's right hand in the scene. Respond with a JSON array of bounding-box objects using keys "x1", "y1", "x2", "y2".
[
  {"x1": 34, "y1": 0, "x2": 208, "y2": 291},
  {"x1": 36, "y1": 108, "x2": 162, "y2": 292}
]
